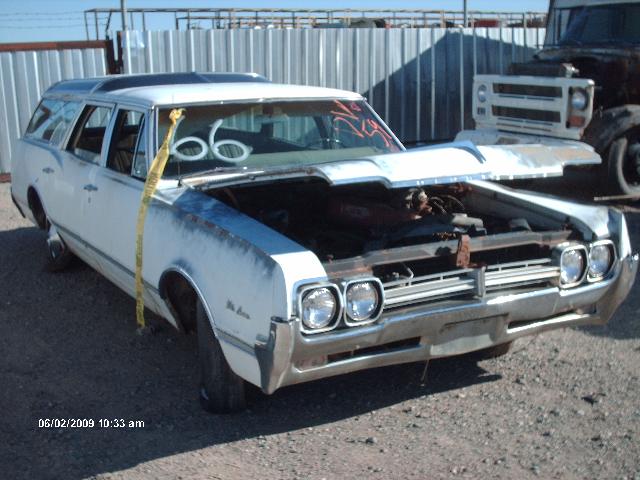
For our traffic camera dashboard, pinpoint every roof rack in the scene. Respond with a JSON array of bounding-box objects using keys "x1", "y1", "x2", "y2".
[{"x1": 46, "y1": 72, "x2": 270, "y2": 95}]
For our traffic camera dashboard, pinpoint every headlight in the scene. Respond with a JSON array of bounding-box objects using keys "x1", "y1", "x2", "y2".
[
  {"x1": 345, "y1": 281, "x2": 381, "y2": 324},
  {"x1": 559, "y1": 246, "x2": 587, "y2": 287},
  {"x1": 588, "y1": 241, "x2": 615, "y2": 280},
  {"x1": 301, "y1": 287, "x2": 338, "y2": 332},
  {"x1": 477, "y1": 84, "x2": 488, "y2": 103},
  {"x1": 570, "y1": 89, "x2": 588, "y2": 111}
]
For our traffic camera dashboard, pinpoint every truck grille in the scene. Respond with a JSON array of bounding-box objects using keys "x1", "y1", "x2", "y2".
[
  {"x1": 383, "y1": 259, "x2": 559, "y2": 309},
  {"x1": 472, "y1": 74, "x2": 594, "y2": 140},
  {"x1": 492, "y1": 106, "x2": 561, "y2": 124},
  {"x1": 493, "y1": 83, "x2": 562, "y2": 98}
]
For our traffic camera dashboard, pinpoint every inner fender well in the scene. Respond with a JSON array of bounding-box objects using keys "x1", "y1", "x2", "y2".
[
  {"x1": 27, "y1": 186, "x2": 47, "y2": 230},
  {"x1": 159, "y1": 269, "x2": 205, "y2": 334}
]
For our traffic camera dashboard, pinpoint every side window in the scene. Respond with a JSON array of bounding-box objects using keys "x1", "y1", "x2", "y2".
[
  {"x1": 106, "y1": 109, "x2": 147, "y2": 177},
  {"x1": 67, "y1": 105, "x2": 112, "y2": 164},
  {"x1": 132, "y1": 117, "x2": 147, "y2": 179},
  {"x1": 25, "y1": 99, "x2": 80, "y2": 145}
]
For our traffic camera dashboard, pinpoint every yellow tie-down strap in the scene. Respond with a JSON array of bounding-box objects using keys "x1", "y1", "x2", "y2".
[{"x1": 135, "y1": 108, "x2": 184, "y2": 329}]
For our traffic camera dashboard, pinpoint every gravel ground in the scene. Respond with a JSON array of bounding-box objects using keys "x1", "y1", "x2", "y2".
[{"x1": 1, "y1": 181, "x2": 639, "y2": 480}]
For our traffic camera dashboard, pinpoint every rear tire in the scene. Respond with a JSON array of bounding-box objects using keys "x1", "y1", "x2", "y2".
[{"x1": 196, "y1": 300, "x2": 247, "y2": 413}]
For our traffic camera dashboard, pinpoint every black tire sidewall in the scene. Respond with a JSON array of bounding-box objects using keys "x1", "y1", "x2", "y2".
[
  {"x1": 607, "y1": 136, "x2": 640, "y2": 196},
  {"x1": 196, "y1": 300, "x2": 247, "y2": 413}
]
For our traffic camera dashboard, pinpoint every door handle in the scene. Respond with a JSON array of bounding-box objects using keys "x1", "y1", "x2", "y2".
[
  {"x1": 42, "y1": 167, "x2": 54, "y2": 174},
  {"x1": 83, "y1": 184, "x2": 98, "y2": 192}
]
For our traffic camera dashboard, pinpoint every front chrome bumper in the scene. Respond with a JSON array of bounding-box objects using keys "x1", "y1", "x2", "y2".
[{"x1": 255, "y1": 253, "x2": 638, "y2": 394}]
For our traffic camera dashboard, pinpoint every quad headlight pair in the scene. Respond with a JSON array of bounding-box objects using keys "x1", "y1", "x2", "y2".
[
  {"x1": 558, "y1": 241, "x2": 616, "y2": 288},
  {"x1": 299, "y1": 280, "x2": 383, "y2": 334}
]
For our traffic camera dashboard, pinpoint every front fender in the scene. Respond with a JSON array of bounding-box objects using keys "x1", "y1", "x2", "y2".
[{"x1": 583, "y1": 104, "x2": 640, "y2": 153}]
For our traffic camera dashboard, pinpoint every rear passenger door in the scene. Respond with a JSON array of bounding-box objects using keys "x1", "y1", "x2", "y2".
[{"x1": 53, "y1": 102, "x2": 113, "y2": 265}]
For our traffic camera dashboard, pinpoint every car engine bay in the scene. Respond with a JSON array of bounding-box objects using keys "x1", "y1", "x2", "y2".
[{"x1": 206, "y1": 178, "x2": 565, "y2": 268}]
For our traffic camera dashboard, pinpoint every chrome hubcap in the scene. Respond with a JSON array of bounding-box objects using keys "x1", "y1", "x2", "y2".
[{"x1": 46, "y1": 224, "x2": 65, "y2": 260}]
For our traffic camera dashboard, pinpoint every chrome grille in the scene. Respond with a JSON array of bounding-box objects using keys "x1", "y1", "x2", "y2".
[
  {"x1": 383, "y1": 259, "x2": 559, "y2": 309},
  {"x1": 485, "y1": 259, "x2": 560, "y2": 291}
]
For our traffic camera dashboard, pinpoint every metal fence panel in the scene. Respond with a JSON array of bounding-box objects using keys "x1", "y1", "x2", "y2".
[
  {"x1": 122, "y1": 27, "x2": 543, "y2": 146},
  {"x1": 0, "y1": 29, "x2": 543, "y2": 173},
  {"x1": 0, "y1": 47, "x2": 106, "y2": 173}
]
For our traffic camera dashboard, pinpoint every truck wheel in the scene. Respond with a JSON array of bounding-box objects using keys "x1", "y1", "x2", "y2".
[
  {"x1": 196, "y1": 300, "x2": 247, "y2": 413},
  {"x1": 472, "y1": 341, "x2": 513, "y2": 360},
  {"x1": 607, "y1": 131, "x2": 640, "y2": 195},
  {"x1": 46, "y1": 223, "x2": 74, "y2": 272}
]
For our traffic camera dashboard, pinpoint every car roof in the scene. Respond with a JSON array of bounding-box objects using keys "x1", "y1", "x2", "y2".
[{"x1": 43, "y1": 72, "x2": 363, "y2": 107}]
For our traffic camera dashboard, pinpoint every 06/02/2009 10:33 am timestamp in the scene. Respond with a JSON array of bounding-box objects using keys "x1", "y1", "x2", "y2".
[{"x1": 38, "y1": 418, "x2": 145, "y2": 429}]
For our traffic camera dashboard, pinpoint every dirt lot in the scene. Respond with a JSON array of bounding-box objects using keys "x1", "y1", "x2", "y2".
[{"x1": 1, "y1": 181, "x2": 639, "y2": 480}]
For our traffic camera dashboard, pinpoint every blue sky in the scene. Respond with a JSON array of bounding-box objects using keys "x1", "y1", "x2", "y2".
[{"x1": 0, "y1": 0, "x2": 549, "y2": 43}]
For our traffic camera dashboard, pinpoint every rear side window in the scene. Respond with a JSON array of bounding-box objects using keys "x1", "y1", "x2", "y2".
[
  {"x1": 25, "y1": 99, "x2": 80, "y2": 145},
  {"x1": 67, "y1": 105, "x2": 113, "y2": 164}
]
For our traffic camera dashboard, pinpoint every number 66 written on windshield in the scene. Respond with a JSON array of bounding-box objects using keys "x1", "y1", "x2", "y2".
[{"x1": 169, "y1": 118, "x2": 252, "y2": 163}]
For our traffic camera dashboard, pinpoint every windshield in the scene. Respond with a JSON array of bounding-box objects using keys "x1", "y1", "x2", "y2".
[
  {"x1": 545, "y1": 3, "x2": 640, "y2": 47},
  {"x1": 158, "y1": 99, "x2": 401, "y2": 178}
]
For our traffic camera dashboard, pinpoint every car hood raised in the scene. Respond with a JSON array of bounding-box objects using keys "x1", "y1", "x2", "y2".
[{"x1": 183, "y1": 141, "x2": 601, "y2": 190}]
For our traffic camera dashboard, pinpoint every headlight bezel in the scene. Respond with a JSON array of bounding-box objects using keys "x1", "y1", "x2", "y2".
[
  {"x1": 477, "y1": 84, "x2": 488, "y2": 103},
  {"x1": 554, "y1": 243, "x2": 588, "y2": 289},
  {"x1": 587, "y1": 239, "x2": 616, "y2": 282},
  {"x1": 570, "y1": 88, "x2": 588, "y2": 111},
  {"x1": 298, "y1": 284, "x2": 342, "y2": 334},
  {"x1": 343, "y1": 278, "x2": 385, "y2": 327}
]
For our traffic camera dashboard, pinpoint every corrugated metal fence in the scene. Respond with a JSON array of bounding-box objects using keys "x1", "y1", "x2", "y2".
[
  {"x1": 122, "y1": 28, "x2": 544, "y2": 144},
  {"x1": 0, "y1": 46, "x2": 107, "y2": 173},
  {"x1": 0, "y1": 28, "x2": 544, "y2": 173}
]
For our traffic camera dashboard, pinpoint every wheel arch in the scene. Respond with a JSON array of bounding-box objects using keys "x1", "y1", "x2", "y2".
[
  {"x1": 158, "y1": 267, "x2": 216, "y2": 335},
  {"x1": 157, "y1": 266, "x2": 261, "y2": 386},
  {"x1": 584, "y1": 104, "x2": 640, "y2": 153},
  {"x1": 26, "y1": 184, "x2": 48, "y2": 230}
]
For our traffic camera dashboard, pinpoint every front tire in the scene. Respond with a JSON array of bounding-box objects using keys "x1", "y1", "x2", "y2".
[
  {"x1": 196, "y1": 300, "x2": 247, "y2": 413},
  {"x1": 607, "y1": 132, "x2": 640, "y2": 196}
]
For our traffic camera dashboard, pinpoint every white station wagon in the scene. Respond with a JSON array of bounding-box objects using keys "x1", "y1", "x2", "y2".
[{"x1": 10, "y1": 73, "x2": 638, "y2": 412}]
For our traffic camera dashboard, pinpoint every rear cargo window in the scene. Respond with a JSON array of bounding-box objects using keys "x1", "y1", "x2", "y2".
[{"x1": 25, "y1": 99, "x2": 80, "y2": 145}]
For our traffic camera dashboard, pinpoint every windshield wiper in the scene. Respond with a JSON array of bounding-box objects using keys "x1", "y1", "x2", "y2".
[{"x1": 177, "y1": 165, "x2": 261, "y2": 184}]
